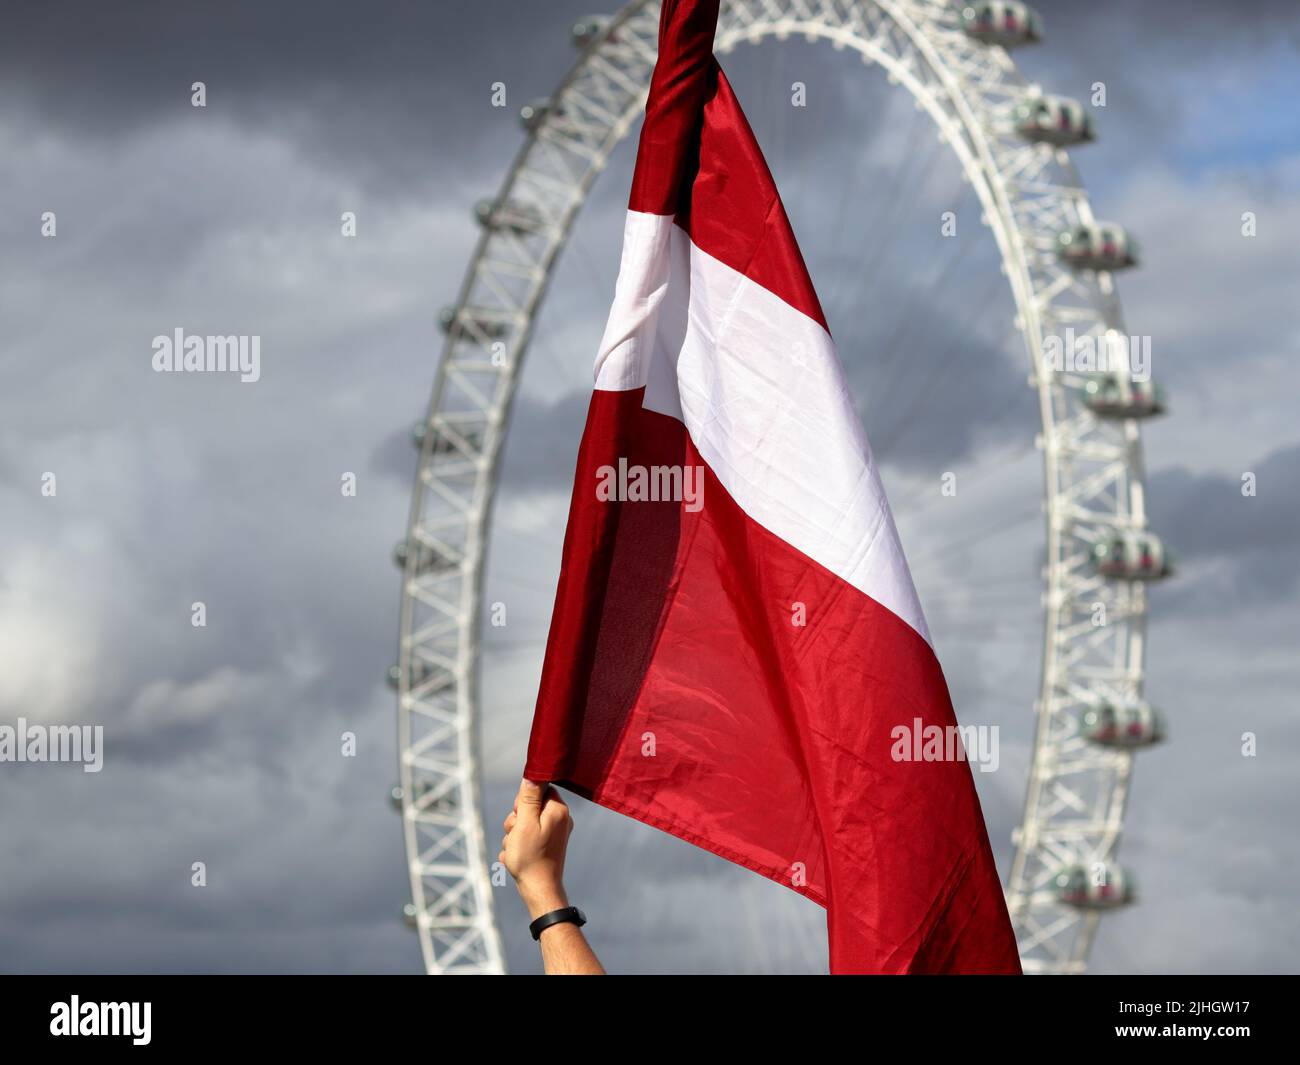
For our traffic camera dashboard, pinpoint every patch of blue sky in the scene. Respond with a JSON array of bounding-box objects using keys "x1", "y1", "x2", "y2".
[{"x1": 1165, "y1": 44, "x2": 1300, "y2": 180}]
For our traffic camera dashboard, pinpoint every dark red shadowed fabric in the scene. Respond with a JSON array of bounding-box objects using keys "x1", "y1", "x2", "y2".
[
  {"x1": 677, "y1": 66, "x2": 828, "y2": 331},
  {"x1": 626, "y1": 0, "x2": 825, "y2": 331},
  {"x1": 627, "y1": 0, "x2": 721, "y2": 216}
]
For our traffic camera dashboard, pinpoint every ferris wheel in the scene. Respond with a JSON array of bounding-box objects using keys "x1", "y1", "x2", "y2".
[{"x1": 392, "y1": 0, "x2": 1170, "y2": 975}]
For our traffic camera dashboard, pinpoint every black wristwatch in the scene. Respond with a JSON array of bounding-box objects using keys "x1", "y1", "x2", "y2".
[{"x1": 529, "y1": 906, "x2": 587, "y2": 941}]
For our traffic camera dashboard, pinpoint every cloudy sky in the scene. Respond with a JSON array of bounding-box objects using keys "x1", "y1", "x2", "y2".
[{"x1": 1, "y1": 0, "x2": 1297, "y2": 975}]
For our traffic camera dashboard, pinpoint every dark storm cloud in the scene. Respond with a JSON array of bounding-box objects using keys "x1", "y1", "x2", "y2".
[
  {"x1": 835, "y1": 262, "x2": 1037, "y2": 474},
  {"x1": 0, "y1": 0, "x2": 605, "y2": 200},
  {"x1": 5, "y1": 0, "x2": 1296, "y2": 206},
  {"x1": 1147, "y1": 441, "x2": 1300, "y2": 610},
  {"x1": 370, "y1": 419, "x2": 420, "y2": 485}
]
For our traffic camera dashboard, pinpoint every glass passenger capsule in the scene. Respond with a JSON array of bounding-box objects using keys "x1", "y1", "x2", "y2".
[
  {"x1": 1080, "y1": 699, "x2": 1166, "y2": 749},
  {"x1": 572, "y1": 17, "x2": 610, "y2": 47},
  {"x1": 412, "y1": 420, "x2": 488, "y2": 455},
  {"x1": 475, "y1": 198, "x2": 544, "y2": 235},
  {"x1": 1014, "y1": 94, "x2": 1094, "y2": 145},
  {"x1": 519, "y1": 97, "x2": 558, "y2": 132},
  {"x1": 1092, "y1": 531, "x2": 1174, "y2": 581},
  {"x1": 960, "y1": 2, "x2": 1043, "y2": 47},
  {"x1": 1083, "y1": 373, "x2": 1166, "y2": 419},
  {"x1": 393, "y1": 540, "x2": 458, "y2": 575},
  {"x1": 1054, "y1": 862, "x2": 1135, "y2": 909},
  {"x1": 1057, "y1": 222, "x2": 1139, "y2": 271},
  {"x1": 439, "y1": 305, "x2": 510, "y2": 341}
]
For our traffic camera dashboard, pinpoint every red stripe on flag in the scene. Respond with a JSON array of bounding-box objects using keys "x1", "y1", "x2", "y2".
[
  {"x1": 627, "y1": 0, "x2": 721, "y2": 215},
  {"x1": 676, "y1": 65, "x2": 828, "y2": 332}
]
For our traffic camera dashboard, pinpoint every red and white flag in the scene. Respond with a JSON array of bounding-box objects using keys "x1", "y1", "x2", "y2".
[{"x1": 524, "y1": 0, "x2": 1020, "y2": 974}]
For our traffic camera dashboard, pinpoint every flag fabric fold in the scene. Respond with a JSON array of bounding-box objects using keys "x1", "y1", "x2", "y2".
[{"x1": 524, "y1": 0, "x2": 1020, "y2": 974}]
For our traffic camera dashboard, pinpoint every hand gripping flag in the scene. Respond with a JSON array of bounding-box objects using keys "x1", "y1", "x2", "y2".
[{"x1": 524, "y1": 0, "x2": 1021, "y2": 975}]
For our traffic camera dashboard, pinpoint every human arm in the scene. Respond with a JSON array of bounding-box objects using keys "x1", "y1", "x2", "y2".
[{"x1": 500, "y1": 778, "x2": 605, "y2": 975}]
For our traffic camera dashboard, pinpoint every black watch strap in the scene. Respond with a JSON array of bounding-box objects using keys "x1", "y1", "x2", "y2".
[{"x1": 529, "y1": 906, "x2": 587, "y2": 941}]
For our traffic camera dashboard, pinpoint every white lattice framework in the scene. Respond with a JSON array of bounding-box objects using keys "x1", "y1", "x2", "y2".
[{"x1": 395, "y1": 0, "x2": 1157, "y2": 974}]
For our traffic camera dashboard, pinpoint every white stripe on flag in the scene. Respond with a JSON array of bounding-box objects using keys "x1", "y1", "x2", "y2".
[{"x1": 593, "y1": 210, "x2": 930, "y2": 645}]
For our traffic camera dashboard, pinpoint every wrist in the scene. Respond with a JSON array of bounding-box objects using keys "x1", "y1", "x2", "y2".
[{"x1": 518, "y1": 878, "x2": 568, "y2": 919}]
